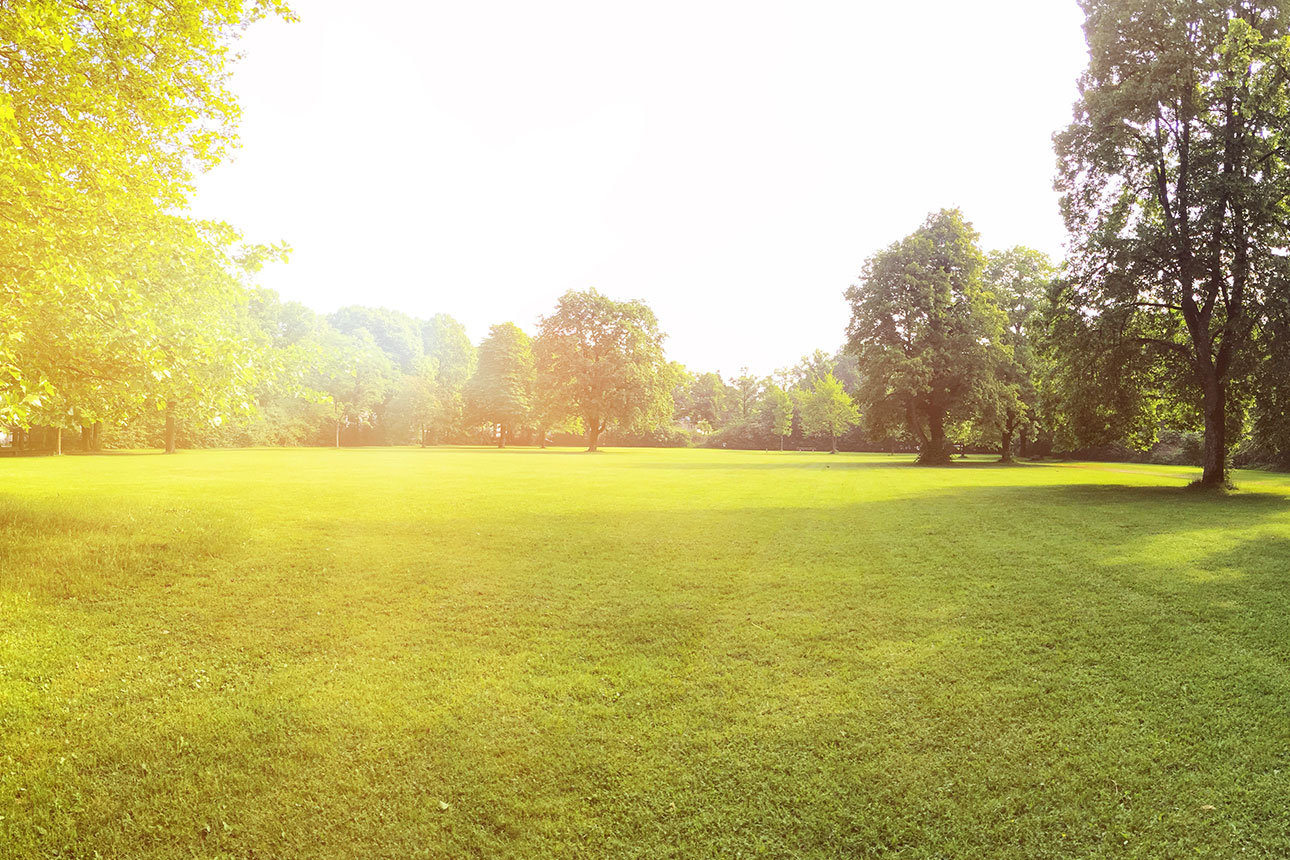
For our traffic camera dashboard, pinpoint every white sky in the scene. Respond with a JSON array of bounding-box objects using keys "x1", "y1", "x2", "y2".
[{"x1": 192, "y1": 0, "x2": 1089, "y2": 377}]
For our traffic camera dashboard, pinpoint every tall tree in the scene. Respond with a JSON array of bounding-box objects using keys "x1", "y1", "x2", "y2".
[
  {"x1": 1055, "y1": 1, "x2": 1290, "y2": 485},
  {"x1": 533, "y1": 289, "x2": 673, "y2": 452},
  {"x1": 797, "y1": 373, "x2": 860, "y2": 454},
  {"x1": 845, "y1": 209, "x2": 1004, "y2": 464},
  {"x1": 0, "y1": 0, "x2": 293, "y2": 431},
  {"x1": 466, "y1": 323, "x2": 534, "y2": 448}
]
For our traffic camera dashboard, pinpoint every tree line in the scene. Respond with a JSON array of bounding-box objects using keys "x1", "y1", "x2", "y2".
[{"x1": 6, "y1": 0, "x2": 1290, "y2": 485}]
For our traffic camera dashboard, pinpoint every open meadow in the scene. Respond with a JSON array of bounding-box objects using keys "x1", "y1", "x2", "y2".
[{"x1": 2, "y1": 447, "x2": 1290, "y2": 858}]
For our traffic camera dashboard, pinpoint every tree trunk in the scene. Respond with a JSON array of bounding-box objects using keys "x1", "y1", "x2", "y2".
[
  {"x1": 1200, "y1": 373, "x2": 1227, "y2": 486},
  {"x1": 779, "y1": 435, "x2": 784, "y2": 451},
  {"x1": 81, "y1": 425, "x2": 92, "y2": 451},
  {"x1": 497, "y1": 422, "x2": 505, "y2": 448},
  {"x1": 830, "y1": 430, "x2": 837, "y2": 454},
  {"x1": 587, "y1": 421, "x2": 601, "y2": 452},
  {"x1": 335, "y1": 420, "x2": 341, "y2": 449},
  {"x1": 1000, "y1": 429, "x2": 1012, "y2": 463},
  {"x1": 918, "y1": 408, "x2": 952, "y2": 465},
  {"x1": 55, "y1": 427, "x2": 62, "y2": 456},
  {"x1": 164, "y1": 401, "x2": 177, "y2": 454}
]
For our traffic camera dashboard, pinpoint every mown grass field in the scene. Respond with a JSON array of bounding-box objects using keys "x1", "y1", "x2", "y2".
[{"x1": 2, "y1": 447, "x2": 1290, "y2": 858}]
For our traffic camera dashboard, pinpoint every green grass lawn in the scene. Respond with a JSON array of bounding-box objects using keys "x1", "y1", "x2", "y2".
[{"x1": 3, "y1": 447, "x2": 1290, "y2": 858}]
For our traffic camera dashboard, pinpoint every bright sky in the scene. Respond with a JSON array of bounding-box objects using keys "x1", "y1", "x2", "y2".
[{"x1": 192, "y1": 0, "x2": 1089, "y2": 377}]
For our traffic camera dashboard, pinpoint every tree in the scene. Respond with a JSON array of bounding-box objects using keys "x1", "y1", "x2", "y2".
[
  {"x1": 974, "y1": 247, "x2": 1055, "y2": 461},
  {"x1": 689, "y1": 372, "x2": 733, "y2": 429},
  {"x1": 330, "y1": 307, "x2": 424, "y2": 373},
  {"x1": 0, "y1": 0, "x2": 293, "y2": 432},
  {"x1": 797, "y1": 374, "x2": 860, "y2": 454},
  {"x1": 314, "y1": 327, "x2": 397, "y2": 448},
  {"x1": 760, "y1": 384, "x2": 794, "y2": 450},
  {"x1": 845, "y1": 209, "x2": 1004, "y2": 464},
  {"x1": 731, "y1": 368, "x2": 763, "y2": 419},
  {"x1": 533, "y1": 289, "x2": 673, "y2": 452},
  {"x1": 421, "y1": 314, "x2": 477, "y2": 443},
  {"x1": 466, "y1": 323, "x2": 534, "y2": 448},
  {"x1": 1055, "y1": 1, "x2": 1290, "y2": 485}
]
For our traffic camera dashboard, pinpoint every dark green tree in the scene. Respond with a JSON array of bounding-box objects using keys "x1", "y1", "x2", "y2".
[
  {"x1": 845, "y1": 209, "x2": 1004, "y2": 464},
  {"x1": 1055, "y1": 0, "x2": 1290, "y2": 485},
  {"x1": 973, "y1": 247, "x2": 1055, "y2": 461}
]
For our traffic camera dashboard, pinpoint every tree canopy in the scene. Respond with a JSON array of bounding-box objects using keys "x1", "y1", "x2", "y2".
[
  {"x1": 533, "y1": 289, "x2": 673, "y2": 452},
  {"x1": 845, "y1": 209, "x2": 1004, "y2": 464},
  {"x1": 466, "y1": 323, "x2": 535, "y2": 447},
  {"x1": 1055, "y1": 0, "x2": 1290, "y2": 485}
]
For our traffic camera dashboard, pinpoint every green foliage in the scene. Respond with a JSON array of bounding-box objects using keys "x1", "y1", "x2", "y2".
[
  {"x1": 533, "y1": 289, "x2": 673, "y2": 451},
  {"x1": 796, "y1": 373, "x2": 860, "y2": 453},
  {"x1": 686, "y1": 371, "x2": 733, "y2": 428},
  {"x1": 329, "y1": 306, "x2": 425, "y2": 373},
  {"x1": 968, "y1": 247, "x2": 1056, "y2": 459},
  {"x1": 1055, "y1": 1, "x2": 1290, "y2": 484},
  {"x1": 466, "y1": 323, "x2": 535, "y2": 446},
  {"x1": 0, "y1": 0, "x2": 292, "y2": 440},
  {"x1": 760, "y1": 384, "x2": 794, "y2": 445},
  {"x1": 845, "y1": 209, "x2": 1004, "y2": 464}
]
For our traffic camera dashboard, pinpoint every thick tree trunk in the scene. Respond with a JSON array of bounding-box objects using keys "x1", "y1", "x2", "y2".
[
  {"x1": 81, "y1": 425, "x2": 92, "y2": 451},
  {"x1": 164, "y1": 401, "x2": 177, "y2": 454},
  {"x1": 1200, "y1": 374, "x2": 1227, "y2": 486},
  {"x1": 55, "y1": 427, "x2": 62, "y2": 456},
  {"x1": 587, "y1": 422, "x2": 601, "y2": 452},
  {"x1": 1000, "y1": 429, "x2": 1012, "y2": 463},
  {"x1": 918, "y1": 408, "x2": 952, "y2": 465}
]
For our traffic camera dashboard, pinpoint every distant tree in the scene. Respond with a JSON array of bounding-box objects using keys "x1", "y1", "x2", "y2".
[
  {"x1": 533, "y1": 289, "x2": 673, "y2": 452},
  {"x1": 421, "y1": 314, "x2": 477, "y2": 442},
  {"x1": 845, "y1": 209, "x2": 1004, "y2": 464},
  {"x1": 315, "y1": 328, "x2": 397, "y2": 448},
  {"x1": 466, "y1": 323, "x2": 534, "y2": 448},
  {"x1": 785, "y1": 350, "x2": 837, "y2": 391},
  {"x1": 731, "y1": 368, "x2": 763, "y2": 419},
  {"x1": 330, "y1": 306, "x2": 424, "y2": 372},
  {"x1": 689, "y1": 372, "x2": 733, "y2": 429},
  {"x1": 797, "y1": 373, "x2": 860, "y2": 454},
  {"x1": 1054, "y1": 1, "x2": 1290, "y2": 485},
  {"x1": 760, "y1": 384, "x2": 794, "y2": 450},
  {"x1": 668, "y1": 362, "x2": 697, "y2": 426},
  {"x1": 973, "y1": 247, "x2": 1055, "y2": 461}
]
